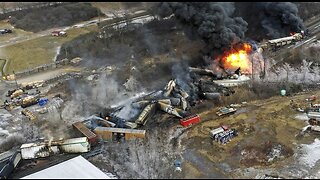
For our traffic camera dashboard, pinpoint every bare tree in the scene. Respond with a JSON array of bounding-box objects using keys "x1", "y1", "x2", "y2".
[
  {"x1": 15, "y1": 2, "x2": 23, "y2": 11},
  {"x1": 123, "y1": 10, "x2": 131, "y2": 28},
  {"x1": 0, "y1": 2, "x2": 7, "y2": 14}
]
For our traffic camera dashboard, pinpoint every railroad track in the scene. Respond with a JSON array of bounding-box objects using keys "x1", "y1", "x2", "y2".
[{"x1": 267, "y1": 13, "x2": 320, "y2": 69}]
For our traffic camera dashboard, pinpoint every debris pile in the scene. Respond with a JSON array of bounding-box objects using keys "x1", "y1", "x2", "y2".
[
  {"x1": 2, "y1": 87, "x2": 42, "y2": 111},
  {"x1": 98, "y1": 66, "x2": 236, "y2": 130}
]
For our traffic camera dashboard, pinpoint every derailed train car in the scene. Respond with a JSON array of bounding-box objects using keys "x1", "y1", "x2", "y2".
[
  {"x1": 260, "y1": 32, "x2": 304, "y2": 51},
  {"x1": 0, "y1": 151, "x2": 22, "y2": 179},
  {"x1": 72, "y1": 122, "x2": 98, "y2": 145},
  {"x1": 20, "y1": 137, "x2": 90, "y2": 160}
]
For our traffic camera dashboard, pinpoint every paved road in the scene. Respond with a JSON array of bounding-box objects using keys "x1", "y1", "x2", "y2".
[{"x1": 0, "y1": 10, "x2": 149, "y2": 48}]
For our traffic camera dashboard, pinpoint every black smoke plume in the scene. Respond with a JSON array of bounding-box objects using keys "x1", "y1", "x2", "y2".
[
  {"x1": 154, "y1": 2, "x2": 305, "y2": 49},
  {"x1": 235, "y1": 2, "x2": 305, "y2": 40},
  {"x1": 153, "y1": 2, "x2": 248, "y2": 57},
  {"x1": 256, "y1": 2, "x2": 305, "y2": 38}
]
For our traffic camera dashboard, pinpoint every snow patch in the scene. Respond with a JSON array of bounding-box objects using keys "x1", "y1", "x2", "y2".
[
  {"x1": 299, "y1": 138, "x2": 320, "y2": 168},
  {"x1": 294, "y1": 113, "x2": 309, "y2": 121}
]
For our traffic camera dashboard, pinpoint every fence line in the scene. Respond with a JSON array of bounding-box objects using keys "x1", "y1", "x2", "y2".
[{"x1": 13, "y1": 58, "x2": 71, "y2": 79}]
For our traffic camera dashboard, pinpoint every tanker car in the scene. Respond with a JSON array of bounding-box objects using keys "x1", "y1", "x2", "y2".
[{"x1": 260, "y1": 31, "x2": 305, "y2": 51}]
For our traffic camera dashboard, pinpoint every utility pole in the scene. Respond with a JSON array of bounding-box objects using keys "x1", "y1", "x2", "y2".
[
  {"x1": 98, "y1": 9, "x2": 101, "y2": 25},
  {"x1": 251, "y1": 58, "x2": 254, "y2": 81},
  {"x1": 65, "y1": 47, "x2": 68, "y2": 59},
  {"x1": 13, "y1": 70, "x2": 18, "y2": 89},
  {"x1": 263, "y1": 57, "x2": 266, "y2": 79}
]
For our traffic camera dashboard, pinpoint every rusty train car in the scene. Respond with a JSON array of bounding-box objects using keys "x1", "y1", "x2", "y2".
[
  {"x1": 72, "y1": 122, "x2": 98, "y2": 146},
  {"x1": 94, "y1": 127, "x2": 145, "y2": 142}
]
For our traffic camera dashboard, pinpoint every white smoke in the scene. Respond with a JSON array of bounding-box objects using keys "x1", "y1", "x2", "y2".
[
  {"x1": 62, "y1": 73, "x2": 147, "y2": 123},
  {"x1": 258, "y1": 59, "x2": 320, "y2": 84}
]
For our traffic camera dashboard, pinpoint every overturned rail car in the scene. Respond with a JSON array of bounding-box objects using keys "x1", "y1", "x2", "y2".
[
  {"x1": 72, "y1": 122, "x2": 98, "y2": 145},
  {"x1": 94, "y1": 127, "x2": 145, "y2": 141},
  {"x1": 20, "y1": 137, "x2": 90, "y2": 160}
]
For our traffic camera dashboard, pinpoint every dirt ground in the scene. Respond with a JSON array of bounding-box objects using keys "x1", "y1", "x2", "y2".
[
  {"x1": 66, "y1": 85, "x2": 320, "y2": 179},
  {"x1": 175, "y1": 89, "x2": 320, "y2": 178}
]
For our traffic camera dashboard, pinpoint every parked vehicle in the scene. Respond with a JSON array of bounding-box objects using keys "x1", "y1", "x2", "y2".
[
  {"x1": 210, "y1": 125, "x2": 238, "y2": 144},
  {"x1": 51, "y1": 30, "x2": 67, "y2": 37},
  {"x1": 0, "y1": 29, "x2": 12, "y2": 35}
]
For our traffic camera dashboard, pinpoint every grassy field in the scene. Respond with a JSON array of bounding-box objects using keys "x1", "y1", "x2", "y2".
[
  {"x1": 91, "y1": 2, "x2": 149, "y2": 14},
  {"x1": 91, "y1": 2, "x2": 123, "y2": 11},
  {"x1": 0, "y1": 20, "x2": 33, "y2": 43},
  {"x1": 1, "y1": 24, "x2": 98, "y2": 75}
]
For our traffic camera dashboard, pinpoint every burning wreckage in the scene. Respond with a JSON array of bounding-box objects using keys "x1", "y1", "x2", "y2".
[
  {"x1": 0, "y1": 33, "x2": 254, "y2": 178},
  {"x1": 95, "y1": 66, "x2": 243, "y2": 131},
  {"x1": 0, "y1": 65, "x2": 244, "y2": 178}
]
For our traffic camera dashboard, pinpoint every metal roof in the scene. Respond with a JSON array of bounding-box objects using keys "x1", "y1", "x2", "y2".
[
  {"x1": 94, "y1": 127, "x2": 146, "y2": 134},
  {"x1": 21, "y1": 155, "x2": 112, "y2": 179}
]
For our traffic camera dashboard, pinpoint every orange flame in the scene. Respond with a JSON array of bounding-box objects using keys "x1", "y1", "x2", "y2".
[{"x1": 221, "y1": 43, "x2": 252, "y2": 73}]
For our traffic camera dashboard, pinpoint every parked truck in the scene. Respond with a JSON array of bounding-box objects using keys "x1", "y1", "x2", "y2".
[{"x1": 210, "y1": 125, "x2": 238, "y2": 144}]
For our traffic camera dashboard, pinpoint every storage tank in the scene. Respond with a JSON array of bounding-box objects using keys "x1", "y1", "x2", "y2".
[
  {"x1": 59, "y1": 137, "x2": 90, "y2": 153},
  {"x1": 135, "y1": 103, "x2": 156, "y2": 125},
  {"x1": 20, "y1": 137, "x2": 90, "y2": 160}
]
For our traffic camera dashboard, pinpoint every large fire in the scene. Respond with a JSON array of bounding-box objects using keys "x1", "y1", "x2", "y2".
[{"x1": 220, "y1": 43, "x2": 253, "y2": 73}]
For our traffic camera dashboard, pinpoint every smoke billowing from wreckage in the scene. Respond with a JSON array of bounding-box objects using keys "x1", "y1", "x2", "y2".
[
  {"x1": 254, "y1": 2, "x2": 305, "y2": 38},
  {"x1": 154, "y1": 2, "x2": 248, "y2": 57},
  {"x1": 154, "y1": 2, "x2": 306, "y2": 51},
  {"x1": 61, "y1": 73, "x2": 147, "y2": 125},
  {"x1": 4, "y1": 2, "x2": 320, "y2": 179}
]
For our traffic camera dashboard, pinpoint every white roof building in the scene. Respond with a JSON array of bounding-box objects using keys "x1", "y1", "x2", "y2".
[{"x1": 21, "y1": 155, "x2": 116, "y2": 179}]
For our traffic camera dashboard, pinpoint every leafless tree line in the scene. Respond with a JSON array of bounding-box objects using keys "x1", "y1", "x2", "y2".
[{"x1": 0, "y1": 2, "x2": 67, "y2": 14}]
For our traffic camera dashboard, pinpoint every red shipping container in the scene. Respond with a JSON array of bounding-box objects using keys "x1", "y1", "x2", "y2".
[
  {"x1": 72, "y1": 122, "x2": 98, "y2": 146},
  {"x1": 180, "y1": 114, "x2": 201, "y2": 127}
]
